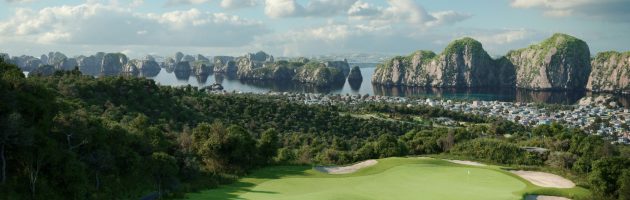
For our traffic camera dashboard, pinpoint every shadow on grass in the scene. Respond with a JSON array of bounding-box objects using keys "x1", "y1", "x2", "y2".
[{"x1": 185, "y1": 165, "x2": 311, "y2": 200}]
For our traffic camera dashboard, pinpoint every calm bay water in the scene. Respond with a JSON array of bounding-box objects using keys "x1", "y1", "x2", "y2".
[{"x1": 145, "y1": 63, "x2": 630, "y2": 107}]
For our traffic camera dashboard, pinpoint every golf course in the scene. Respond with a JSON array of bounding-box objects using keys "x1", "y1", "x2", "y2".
[{"x1": 185, "y1": 157, "x2": 590, "y2": 200}]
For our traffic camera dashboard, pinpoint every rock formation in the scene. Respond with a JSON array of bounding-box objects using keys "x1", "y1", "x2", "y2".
[
  {"x1": 192, "y1": 61, "x2": 212, "y2": 76},
  {"x1": 10, "y1": 55, "x2": 42, "y2": 71},
  {"x1": 47, "y1": 52, "x2": 67, "y2": 67},
  {"x1": 122, "y1": 62, "x2": 139, "y2": 75},
  {"x1": 507, "y1": 33, "x2": 591, "y2": 90},
  {"x1": 58, "y1": 58, "x2": 78, "y2": 71},
  {"x1": 587, "y1": 51, "x2": 630, "y2": 93},
  {"x1": 372, "y1": 33, "x2": 592, "y2": 91},
  {"x1": 347, "y1": 66, "x2": 363, "y2": 82},
  {"x1": 372, "y1": 38, "x2": 503, "y2": 88},
  {"x1": 135, "y1": 59, "x2": 161, "y2": 76},
  {"x1": 175, "y1": 52, "x2": 184, "y2": 63},
  {"x1": 324, "y1": 60, "x2": 350, "y2": 77},
  {"x1": 213, "y1": 56, "x2": 236, "y2": 75},
  {"x1": 236, "y1": 51, "x2": 274, "y2": 78},
  {"x1": 101, "y1": 53, "x2": 128, "y2": 75},
  {"x1": 77, "y1": 55, "x2": 102, "y2": 75},
  {"x1": 294, "y1": 62, "x2": 346, "y2": 87}
]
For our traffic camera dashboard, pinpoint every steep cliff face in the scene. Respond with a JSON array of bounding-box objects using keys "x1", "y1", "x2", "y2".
[
  {"x1": 101, "y1": 53, "x2": 128, "y2": 75},
  {"x1": 372, "y1": 33, "x2": 592, "y2": 90},
  {"x1": 11, "y1": 55, "x2": 42, "y2": 71},
  {"x1": 324, "y1": 60, "x2": 350, "y2": 77},
  {"x1": 372, "y1": 38, "x2": 502, "y2": 87},
  {"x1": 587, "y1": 51, "x2": 630, "y2": 93},
  {"x1": 347, "y1": 66, "x2": 363, "y2": 82},
  {"x1": 236, "y1": 51, "x2": 274, "y2": 78},
  {"x1": 237, "y1": 60, "x2": 298, "y2": 81},
  {"x1": 77, "y1": 55, "x2": 102, "y2": 75},
  {"x1": 294, "y1": 62, "x2": 345, "y2": 86},
  {"x1": 507, "y1": 33, "x2": 591, "y2": 90},
  {"x1": 213, "y1": 56, "x2": 236, "y2": 74},
  {"x1": 192, "y1": 60, "x2": 212, "y2": 76}
]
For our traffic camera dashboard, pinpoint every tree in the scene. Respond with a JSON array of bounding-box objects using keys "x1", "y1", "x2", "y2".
[
  {"x1": 257, "y1": 128, "x2": 279, "y2": 165},
  {"x1": 375, "y1": 134, "x2": 403, "y2": 158},
  {"x1": 545, "y1": 151, "x2": 577, "y2": 170},
  {"x1": 589, "y1": 157, "x2": 630, "y2": 199},
  {"x1": 619, "y1": 170, "x2": 630, "y2": 200},
  {"x1": 0, "y1": 112, "x2": 23, "y2": 184},
  {"x1": 150, "y1": 152, "x2": 178, "y2": 198}
]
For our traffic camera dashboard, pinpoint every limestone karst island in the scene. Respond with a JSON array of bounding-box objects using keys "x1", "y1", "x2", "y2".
[{"x1": 1, "y1": 1, "x2": 629, "y2": 200}]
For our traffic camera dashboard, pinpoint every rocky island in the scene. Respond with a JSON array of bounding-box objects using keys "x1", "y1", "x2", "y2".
[
  {"x1": 372, "y1": 33, "x2": 595, "y2": 91},
  {"x1": 372, "y1": 38, "x2": 506, "y2": 88},
  {"x1": 233, "y1": 53, "x2": 350, "y2": 87},
  {"x1": 587, "y1": 51, "x2": 630, "y2": 93}
]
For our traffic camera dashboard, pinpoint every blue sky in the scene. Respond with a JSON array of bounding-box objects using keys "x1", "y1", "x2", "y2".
[{"x1": 0, "y1": 0, "x2": 628, "y2": 58}]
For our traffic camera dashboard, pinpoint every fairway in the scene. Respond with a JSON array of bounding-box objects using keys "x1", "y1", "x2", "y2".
[{"x1": 185, "y1": 158, "x2": 587, "y2": 200}]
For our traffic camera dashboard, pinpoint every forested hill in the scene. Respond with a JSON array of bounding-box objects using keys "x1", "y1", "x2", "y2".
[
  {"x1": 2, "y1": 58, "x2": 630, "y2": 200},
  {"x1": 0, "y1": 58, "x2": 427, "y2": 199}
]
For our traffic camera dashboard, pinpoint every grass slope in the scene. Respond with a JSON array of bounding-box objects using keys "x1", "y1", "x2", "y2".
[{"x1": 184, "y1": 158, "x2": 590, "y2": 200}]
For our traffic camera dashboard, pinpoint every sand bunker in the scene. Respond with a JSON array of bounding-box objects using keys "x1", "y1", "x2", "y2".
[
  {"x1": 315, "y1": 160, "x2": 378, "y2": 174},
  {"x1": 525, "y1": 195, "x2": 570, "y2": 200},
  {"x1": 447, "y1": 160, "x2": 486, "y2": 166},
  {"x1": 511, "y1": 171, "x2": 575, "y2": 188}
]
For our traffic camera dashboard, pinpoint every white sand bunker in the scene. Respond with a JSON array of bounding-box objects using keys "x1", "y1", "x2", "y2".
[
  {"x1": 525, "y1": 195, "x2": 571, "y2": 200},
  {"x1": 315, "y1": 160, "x2": 378, "y2": 174},
  {"x1": 447, "y1": 160, "x2": 486, "y2": 166},
  {"x1": 511, "y1": 171, "x2": 575, "y2": 188}
]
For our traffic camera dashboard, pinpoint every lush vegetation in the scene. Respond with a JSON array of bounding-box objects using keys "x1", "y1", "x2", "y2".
[{"x1": 0, "y1": 58, "x2": 629, "y2": 199}]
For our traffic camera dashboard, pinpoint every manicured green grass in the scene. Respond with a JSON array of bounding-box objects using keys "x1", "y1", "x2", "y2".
[{"x1": 184, "y1": 157, "x2": 590, "y2": 200}]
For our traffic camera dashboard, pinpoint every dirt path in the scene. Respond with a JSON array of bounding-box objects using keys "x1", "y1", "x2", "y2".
[
  {"x1": 315, "y1": 160, "x2": 378, "y2": 174},
  {"x1": 511, "y1": 170, "x2": 575, "y2": 188}
]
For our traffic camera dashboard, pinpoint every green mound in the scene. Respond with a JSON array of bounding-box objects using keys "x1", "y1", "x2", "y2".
[{"x1": 184, "y1": 158, "x2": 589, "y2": 200}]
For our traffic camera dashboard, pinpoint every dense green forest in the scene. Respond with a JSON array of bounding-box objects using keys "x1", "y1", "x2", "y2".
[{"x1": 1, "y1": 58, "x2": 630, "y2": 200}]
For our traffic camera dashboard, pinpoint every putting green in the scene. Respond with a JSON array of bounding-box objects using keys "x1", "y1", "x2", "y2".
[{"x1": 185, "y1": 158, "x2": 588, "y2": 200}]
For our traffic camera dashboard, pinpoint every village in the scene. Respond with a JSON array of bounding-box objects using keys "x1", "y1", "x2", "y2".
[{"x1": 227, "y1": 91, "x2": 630, "y2": 144}]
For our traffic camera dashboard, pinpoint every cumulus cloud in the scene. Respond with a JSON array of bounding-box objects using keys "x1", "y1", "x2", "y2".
[
  {"x1": 0, "y1": 3, "x2": 267, "y2": 47},
  {"x1": 5, "y1": 0, "x2": 35, "y2": 3},
  {"x1": 349, "y1": 0, "x2": 470, "y2": 29},
  {"x1": 264, "y1": 0, "x2": 357, "y2": 18},
  {"x1": 510, "y1": 0, "x2": 630, "y2": 21},
  {"x1": 165, "y1": 0, "x2": 209, "y2": 6},
  {"x1": 347, "y1": 0, "x2": 380, "y2": 19},
  {"x1": 220, "y1": 0, "x2": 257, "y2": 9}
]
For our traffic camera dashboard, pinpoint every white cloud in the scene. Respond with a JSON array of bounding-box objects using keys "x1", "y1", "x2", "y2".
[
  {"x1": 351, "y1": 0, "x2": 470, "y2": 30},
  {"x1": 5, "y1": 0, "x2": 35, "y2": 3},
  {"x1": 470, "y1": 29, "x2": 532, "y2": 45},
  {"x1": 264, "y1": 0, "x2": 303, "y2": 18},
  {"x1": 130, "y1": 0, "x2": 144, "y2": 7},
  {"x1": 347, "y1": 0, "x2": 380, "y2": 19},
  {"x1": 220, "y1": 0, "x2": 257, "y2": 9},
  {"x1": 510, "y1": 0, "x2": 630, "y2": 21},
  {"x1": 0, "y1": 3, "x2": 267, "y2": 47},
  {"x1": 165, "y1": 0, "x2": 209, "y2": 6},
  {"x1": 425, "y1": 11, "x2": 471, "y2": 28},
  {"x1": 264, "y1": 0, "x2": 357, "y2": 18}
]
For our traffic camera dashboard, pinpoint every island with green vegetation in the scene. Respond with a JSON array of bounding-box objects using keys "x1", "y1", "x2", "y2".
[{"x1": 372, "y1": 33, "x2": 598, "y2": 91}]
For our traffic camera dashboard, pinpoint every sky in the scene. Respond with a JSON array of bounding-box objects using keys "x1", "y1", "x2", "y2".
[{"x1": 0, "y1": 0, "x2": 629, "y2": 58}]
